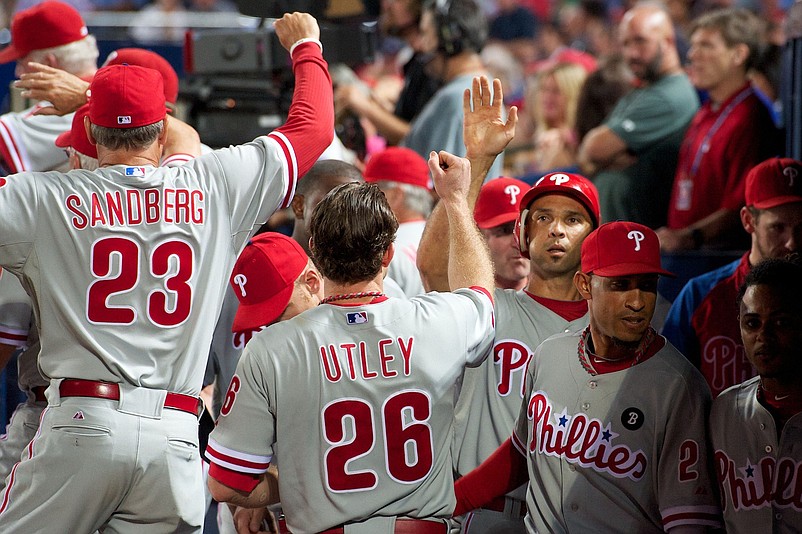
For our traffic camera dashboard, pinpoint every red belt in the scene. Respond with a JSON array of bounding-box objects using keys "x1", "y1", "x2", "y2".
[
  {"x1": 32, "y1": 386, "x2": 47, "y2": 402},
  {"x1": 59, "y1": 379, "x2": 202, "y2": 416},
  {"x1": 483, "y1": 496, "x2": 527, "y2": 518},
  {"x1": 320, "y1": 519, "x2": 447, "y2": 534}
]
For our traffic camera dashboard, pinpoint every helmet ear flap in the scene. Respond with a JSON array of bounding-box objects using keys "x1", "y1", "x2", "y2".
[{"x1": 515, "y1": 207, "x2": 530, "y2": 259}]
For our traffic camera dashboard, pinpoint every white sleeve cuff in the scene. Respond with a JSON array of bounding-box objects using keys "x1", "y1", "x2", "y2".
[{"x1": 289, "y1": 38, "x2": 323, "y2": 58}]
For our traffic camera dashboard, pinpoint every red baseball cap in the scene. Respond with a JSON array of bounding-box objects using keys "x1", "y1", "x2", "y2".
[
  {"x1": 88, "y1": 64, "x2": 167, "y2": 129},
  {"x1": 0, "y1": 1, "x2": 89, "y2": 64},
  {"x1": 103, "y1": 48, "x2": 179, "y2": 105},
  {"x1": 230, "y1": 233, "x2": 310, "y2": 332},
  {"x1": 520, "y1": 172, "x2": 601, "y2": 227},
  {"x1": 55, "y1": 104, "x2": 97, "y2": 159},
  {"x1": 745, "y1": 157, "x2": 802, "y2": 209},
  {"x1": 581, "y1": 221, "x2": 675, "y2": 277},
  {"x1": 474, "y1": 176, "x2": 529, "y2": 229},
  {"x1": 364, "y1": 147, "x2": 432, "y2": 191}
]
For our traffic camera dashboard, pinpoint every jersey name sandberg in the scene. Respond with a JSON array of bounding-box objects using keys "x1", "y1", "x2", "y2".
[{"x1": 65, "y1": 188, "x2": 205, "y2": 229}]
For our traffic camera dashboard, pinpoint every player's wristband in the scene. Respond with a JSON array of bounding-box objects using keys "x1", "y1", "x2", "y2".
[{"x1": 290, "y1": 38, "x2": 323, "y2": 58}]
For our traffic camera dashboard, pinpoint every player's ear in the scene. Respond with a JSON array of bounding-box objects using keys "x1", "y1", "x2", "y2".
[
  {"x1": 382, "y1": 242, "x2": 395, "y2": 268},
  {"x1": 291, "y1": 194, "x2": 305, "y2": 219},
  {"x1": 304, "y1": 265, "x2": 323, "y2": 300},
  {"x1": 741, "y1": 206, "x2": 757, "y2": 234},
  {"x1": 574, "y1": 271, "x2": 592, "y2": 300},
  {"x1": 157, "y1": 117, "x2": 169, "y2": 146},
  {"x1": 84, "y1": 116, "x2": 97, "y2": 146}
]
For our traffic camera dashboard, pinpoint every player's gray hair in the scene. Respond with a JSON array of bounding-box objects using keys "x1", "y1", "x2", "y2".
[
  {"x1": 377, "y1": 180, "x2": 434, "y2": 217},
  {"x1": 90, "y1": 121, "x2": 164, "y2": 151},
  {"x1": 26, "y1": 36, "x2": 99, "y2": 76}
]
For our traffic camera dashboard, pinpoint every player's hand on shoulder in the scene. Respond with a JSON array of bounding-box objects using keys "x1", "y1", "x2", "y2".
[
  {"x1": 462, "y1": 75, "x2": 517, "y2": 160},
  {"x1": 428, "y1": 150, "x2": 471, "y2": 205},
  {"x1": 274, "y1": 12, "x2": 321, "y2": 52}
]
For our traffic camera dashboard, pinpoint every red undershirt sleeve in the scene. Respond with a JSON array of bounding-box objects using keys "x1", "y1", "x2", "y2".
[
  {"x1": 271, "y1": 41, "x2": 334, "y2": 179},
  {"x1": 453, "y1": 437, "x2": 529, "y2": 516}
]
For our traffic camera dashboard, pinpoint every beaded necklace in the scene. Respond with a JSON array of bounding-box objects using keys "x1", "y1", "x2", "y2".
[{"x1": 320, "y1": 291, "x2": 385, "y2": 305}]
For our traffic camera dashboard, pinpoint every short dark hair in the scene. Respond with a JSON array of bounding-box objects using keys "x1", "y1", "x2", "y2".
[
  {"x1": 737, "y1": 255, "x2": 802, "y2": 306},
  {"x1": 296, "y1": 160, "x2": 364, "y2": 197},
  {"x1": 309, "y1": 182, "x2": 399, "y2": 285},
  {"x1": 429, "y1": 0, "x2": 487, "y2": 57}
]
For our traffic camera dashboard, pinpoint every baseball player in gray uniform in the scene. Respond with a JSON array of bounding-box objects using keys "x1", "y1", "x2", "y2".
[
  {"x1": 207, "y1": 232, "x2": 322, "y2": 534},
  {"x1": 453, "y1": 221, "x2": 723, "y2": 533},
  {"x1": 418, "y1": 76, "x2": 598, "y2": 532},
  {"x1": 0, "y1": 12, "x2": 333, "y2": 532},
  {"x1": 710, "y1": 257, "x2": 802, "y2": 533},
  {"x1": 206, "y1": 147, "x2": 496, "y2": 534},
  {"x1": 0, "y1": 1, "x2": 98, "y2": 174},
  {"x1": 0, "y1": 269, "x2": 39, "y2": 491}
]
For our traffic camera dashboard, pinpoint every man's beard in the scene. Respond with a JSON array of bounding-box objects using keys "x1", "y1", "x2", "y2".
[{"x1": 635, "y1": 44, "x2": 664, "y2": 84}]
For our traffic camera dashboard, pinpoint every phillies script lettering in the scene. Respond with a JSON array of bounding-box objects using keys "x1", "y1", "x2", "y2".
[
  {"x1": 528, "y1": 392, "x2": 648, "y2": 480},
  {"x1": 716, "y1": 451, "x2": 802, "y2": 511},
  {"x1": 320, "y1": 337, "x2": 413, "y2": 383},
  {"x1": 65, "y1": 188, "x2": 205, "y2": 229}
]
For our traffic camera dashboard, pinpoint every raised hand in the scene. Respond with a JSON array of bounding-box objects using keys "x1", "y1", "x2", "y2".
[
  {"x1": 273, "y1": 12, "x2": 321, "y2": 53},
  {"x1": 462, "y1": 76, "x2": 518, "y2": 160}
]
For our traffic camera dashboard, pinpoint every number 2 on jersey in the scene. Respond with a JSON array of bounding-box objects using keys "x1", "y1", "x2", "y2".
[
  {"x1": 323, "y1": 390, "x2": 434, "y2": 492},
  {"x1": 87, "y1": 236, "x2": 194, "y2": 327}
]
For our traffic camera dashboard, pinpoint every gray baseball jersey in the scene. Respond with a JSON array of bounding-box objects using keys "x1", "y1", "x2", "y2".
[
  {"x1": 0, "y1": 136, "x2": 295, "y2": 395},
  {"x1": 207, "y1": 289, "x2": 494, "y2": 534},
  {"x1": 387, "y1": 221, "x2": 426, "y2": 297},
  {"x1": 512, "y1": 330, "x2": 721, "y2": 533},
  {"x1": 453, "y1": 289, "x2": 588, "y2": 477},
  {"x1": 0, "y1": 103, "x2": 73, "y2": 173},
  {"x1": 0, "y1": 269, "x2": 42, "y2": 491},
  {"x1": 710, "y1": 376, "x2": 802, "y2": 534}
]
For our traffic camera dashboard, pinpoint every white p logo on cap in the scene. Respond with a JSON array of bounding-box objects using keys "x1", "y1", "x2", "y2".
[
  {"x1": 783, "y1": 166, "x2": 798, "y2": 187},
  {"x1": 627, "y1": 230, "x2": 645, "y2": 251},
  {"x1": 549, "y1": 174, "x2": 570, "y2": 186},
  {"x1": 504, "y1": 184, "x2": 521, "y2": 205},
  {"x1": 233, "y1": 274, "x2": 248, "y2": 297}
]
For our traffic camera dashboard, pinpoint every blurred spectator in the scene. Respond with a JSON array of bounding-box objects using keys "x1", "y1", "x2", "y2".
[
  {"x1": 657, "y1": 8, "x2": 781, "y2": 252},
  {"x1": 488, "y1": 0, "x2": 540, "y2": 65},
  {"x1": 335, "y1": 0, "x2": 439, "y2": 147},
  {"x1": 480, "y1": 42, "x2": 526, "y2": 108},
  {"x1": 575, "y1": 53, "x2": 634, "y2": 143},
  {"x1": 579, "y1": 2, "x2": 699, "y2": 228},
  {"x1": 557, "y1": 0, "x2": 615, "y2": 57},
  {"x1": 129, "y1": 0, "x2": 188, "y2": 44},
  {"x1": 514, "y1": 59, "x2": 589, "y2": 179},
  {"x1": 401, "y1": 0, "x2": 504, "y2": 178}
]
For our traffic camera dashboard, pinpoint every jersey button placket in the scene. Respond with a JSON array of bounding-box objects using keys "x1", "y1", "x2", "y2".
[{"x1": 588, "y1": 381, "x2": 597, "y2": 389}]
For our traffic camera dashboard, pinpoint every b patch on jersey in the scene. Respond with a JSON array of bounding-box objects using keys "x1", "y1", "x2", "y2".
[
  {"x1": 0, "y1": 177, "x2": 6, "y2": 188},
  {"x1": 346, "y1": 312, "x2": 368, "y2": 325},
  {"x1": 124, "y1": 166, "x2": 146, "y2": 177},
  {"x1": 621, "y1": 407, "x2": 645, "y2": 430}
]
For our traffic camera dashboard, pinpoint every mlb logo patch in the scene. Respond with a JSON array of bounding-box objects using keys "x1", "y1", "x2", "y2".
[
  {"x1": 125, "y1": 167, "x2": 146, "y2": 177},
  {"x1": 346, "y1": 312, "x2": 368, "y2": 325},
  {"x1": 117, "y1": 115, "x2": 132, "y2": 125}
]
